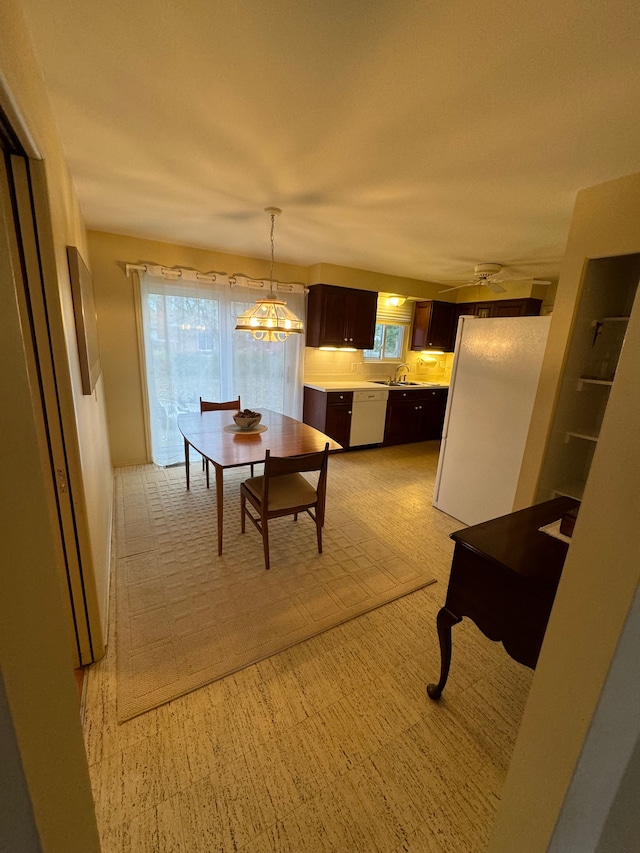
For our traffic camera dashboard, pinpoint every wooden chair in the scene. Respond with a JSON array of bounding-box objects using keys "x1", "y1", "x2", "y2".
[
  {"x1": 199, "y1": 396, "x2": 240, "y2": 414},
  {"x1": 240, "y1": 444, "x2": 330, "y2": 570},
  {"x1": 198, "y1": 396, "x2": 254, "y2": 483}
]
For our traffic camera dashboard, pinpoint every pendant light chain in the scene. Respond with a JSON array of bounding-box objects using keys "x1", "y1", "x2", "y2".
[
  {"x1": 269, "y1": 212, "x2": 276, "y2": 293},
  {"x1": 265, "y1": 205, "x2": 281, "y2": 294}
]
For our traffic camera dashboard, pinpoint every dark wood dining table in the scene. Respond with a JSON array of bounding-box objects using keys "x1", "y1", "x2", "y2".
[{"x1": 178, "y1": 408, "x2": 342, "y2": 555}]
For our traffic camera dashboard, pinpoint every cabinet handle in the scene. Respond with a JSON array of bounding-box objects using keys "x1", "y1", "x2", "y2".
[
  {"x1": 349, "y1": 337, "x2": 353, "y2": 341},
  {"x1": 339, "y1": 395, "x2": 344, "y2": 399},
  {"x1": 348, "y1": 410, "x2": 352, "y2": 415}
]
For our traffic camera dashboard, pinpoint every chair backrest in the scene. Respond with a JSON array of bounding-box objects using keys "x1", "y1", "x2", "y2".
[
  {"x1": 262, "y1": 444, "x2": 330, "y2": 510},
  {"x1": 199, "y1": 396, "x2": 240, "y2": 412},
  {"x1": 265, "y1": 445, "x2": 329, "y2": 479}
]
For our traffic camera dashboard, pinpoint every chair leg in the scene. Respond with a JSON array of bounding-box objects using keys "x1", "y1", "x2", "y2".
[
  {"x1": 241, "y1": 490, "x2": 246, "y2": 533},
  {"x1": 250, "y1": 463, "x2": 254, "y2": 476},
  {"x1": 316, "y1": 511, "x2": 323, "y2": 554},
  {"x1": 262, "y1": 518, "x2": 270, "y2": 571}
]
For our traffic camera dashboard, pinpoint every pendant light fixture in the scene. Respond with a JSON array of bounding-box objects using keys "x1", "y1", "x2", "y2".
[{"x1": 235, "y1": 207, "x2": 304, "y2": 342}]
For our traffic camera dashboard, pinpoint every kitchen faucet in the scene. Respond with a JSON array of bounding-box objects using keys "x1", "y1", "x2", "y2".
[{"x1": 394, "y1": 363, "x2": 410, "y2": 382}]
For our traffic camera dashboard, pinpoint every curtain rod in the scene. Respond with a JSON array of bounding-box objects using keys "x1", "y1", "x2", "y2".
[{"x1": 124, "y1": 263, "x2": 307, "y2": 293}]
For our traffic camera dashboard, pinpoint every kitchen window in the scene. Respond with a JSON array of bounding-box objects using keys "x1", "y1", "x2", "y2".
[
  {"x1": 364, "y1": 323, "x2": 406, "y2": 360},
  {"x1": 363, "y1": 295, "x2": 413, "y2": 360}
]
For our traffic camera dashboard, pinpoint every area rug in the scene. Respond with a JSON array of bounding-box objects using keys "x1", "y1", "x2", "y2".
[{"x1": 115, "y1": 443, "x2": 459, "y2": 721}]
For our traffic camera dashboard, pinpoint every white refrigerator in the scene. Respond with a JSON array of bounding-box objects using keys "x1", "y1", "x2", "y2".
[{"x1": 433, "y1": 314, "x2": 551, "y2": 525}]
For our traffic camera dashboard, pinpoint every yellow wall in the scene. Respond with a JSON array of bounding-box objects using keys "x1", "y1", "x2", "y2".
[
  {"x1": 488, "y1": 171, "x2": 640, "y2": 851},
  {"x1": 307, "y1": 262, "x2": 556, "y2": 308},
  {"x1": 307, "y1": 261, "x2": 452, "y2": 300},
  {"x1": 0, "y1": 0, "x2": 106, "y2": 849}
]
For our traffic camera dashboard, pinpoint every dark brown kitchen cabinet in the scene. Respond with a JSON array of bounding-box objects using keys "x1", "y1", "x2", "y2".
[
  {"x1": 457, "y1": 298, "x2": 542, "y2": 319},
  {"x1": 303, "y1": 387, "x2": 352, "y2": 448},
  {"x1": 384, "y1": 394, "x2": 422, "y2": 444},
  {"x1": 306, "y1": 284, "x2": 378, "y2": 349},
  {"x1": 383, "y1": 388, "x2": 448, "y2": 445},
  {"x1": 422, "y1": 389, "x2": 448, "y2": 438},
  {"x1": 410, "y1": 301, "x2": 457, "y2": 352}
]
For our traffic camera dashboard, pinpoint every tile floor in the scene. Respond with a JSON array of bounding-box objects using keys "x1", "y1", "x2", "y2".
[{"x1": 84, "y1": 443, "x2": 533, "y2": 852}]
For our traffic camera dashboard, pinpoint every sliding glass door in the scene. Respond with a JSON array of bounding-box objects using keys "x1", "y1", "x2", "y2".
[{"x1": 140, "y1": 273, "x2": 304, "y2": 465}]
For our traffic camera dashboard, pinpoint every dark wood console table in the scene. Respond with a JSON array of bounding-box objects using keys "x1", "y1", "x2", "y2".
[{"x1": 427, "y1": 497, "x2": 579, "y2": 700}]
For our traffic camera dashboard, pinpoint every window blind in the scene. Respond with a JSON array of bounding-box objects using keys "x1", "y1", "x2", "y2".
[{"x1": 375, "y1": 296, "x2": 414, "y2": 325}]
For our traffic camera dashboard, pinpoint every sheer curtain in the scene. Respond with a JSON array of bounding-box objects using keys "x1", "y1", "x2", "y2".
[{"x1": 139, "y1": 272, "x2": 305, "y2": 466}]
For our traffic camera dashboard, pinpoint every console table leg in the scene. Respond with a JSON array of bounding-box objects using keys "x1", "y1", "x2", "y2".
[{"x1": 427, "y1": 607, "x2": 462, "y2": 700}]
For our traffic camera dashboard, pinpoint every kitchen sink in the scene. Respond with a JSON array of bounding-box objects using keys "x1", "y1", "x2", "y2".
[{"x1": 372, "y1": 380, "x2": 423, "y2": 386}]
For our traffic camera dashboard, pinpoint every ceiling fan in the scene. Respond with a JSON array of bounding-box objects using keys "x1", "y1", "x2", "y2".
[{"x1": 438, "y1": 263, "x2": 551, "y2": 294}]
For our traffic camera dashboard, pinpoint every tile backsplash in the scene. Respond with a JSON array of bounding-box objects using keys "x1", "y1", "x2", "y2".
[{"x1": 304, "y1": 348, "x2": 454, "y2": 384}]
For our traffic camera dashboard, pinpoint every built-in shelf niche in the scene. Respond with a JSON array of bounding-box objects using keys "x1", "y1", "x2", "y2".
[{"x1": 538, "y1": 253, "x2": 640, "y2": 504}]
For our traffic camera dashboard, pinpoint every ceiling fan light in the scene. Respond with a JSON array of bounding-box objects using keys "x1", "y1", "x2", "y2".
[{"x1": 474, "y1": 262, "x2": 503, "y2": 278}]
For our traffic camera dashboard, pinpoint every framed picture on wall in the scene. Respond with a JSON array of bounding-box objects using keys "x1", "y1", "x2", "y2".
[{"x1": 67, "y1": 245, "x2": 101, "y2": 395}]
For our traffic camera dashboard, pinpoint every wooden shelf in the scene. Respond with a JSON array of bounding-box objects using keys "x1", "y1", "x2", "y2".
[
  {"x1": 565, "y1": 429, "x2": 599, "y2": 443},
  {"x1": 578, "y1": 377, "x2": 614, "y2": 388}
]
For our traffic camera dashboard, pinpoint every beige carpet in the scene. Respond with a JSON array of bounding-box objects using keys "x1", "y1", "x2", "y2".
[{"x1": 114, "y1": 443, "x2": 461, "y2": 721}]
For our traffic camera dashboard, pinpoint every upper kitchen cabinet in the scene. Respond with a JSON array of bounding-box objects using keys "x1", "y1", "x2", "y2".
[
  {"x1": 306, "y1": 284, "x2": 377, "y2": 349},
  {"x1": 410, "y1": 300, "x2": 457, "y2": 351},
  {"x1": 457, "y1": 298, "x2": 542, "y2": 318}
]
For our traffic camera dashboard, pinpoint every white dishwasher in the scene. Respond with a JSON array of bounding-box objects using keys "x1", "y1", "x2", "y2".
[{"x1": 349, "y1": 388, "x2": 390, "y2": 446}]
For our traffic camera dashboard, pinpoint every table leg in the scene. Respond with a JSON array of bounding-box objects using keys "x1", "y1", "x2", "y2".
[
  {"x1": 215, "y1": 464, "x2": 224, "y2": 555},
  {"x1": 184, "y1": 438, "x2": 190, "y2": 490},
  {"x1": 427, "y1": 607, "x2": 462, "y2": 700}
]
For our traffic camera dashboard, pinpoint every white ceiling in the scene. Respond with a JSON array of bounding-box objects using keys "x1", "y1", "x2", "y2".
[{"x1": 18, "y1": 0, "x2": 640, "y2": 284}]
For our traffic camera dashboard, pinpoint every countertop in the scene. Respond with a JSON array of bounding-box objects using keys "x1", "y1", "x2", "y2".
[{"x1": 304, "y1": 380, "x2": 449, "y2": 392}]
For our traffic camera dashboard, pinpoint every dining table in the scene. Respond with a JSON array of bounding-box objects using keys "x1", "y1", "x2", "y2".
[{"x1": 177, "y1": 408, "x2": 342, "y2": 555}]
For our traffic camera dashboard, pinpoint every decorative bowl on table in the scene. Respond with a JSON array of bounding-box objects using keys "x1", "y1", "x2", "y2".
[{"x1": 233, "y1": 410, "x2": 262, "y2": 430}]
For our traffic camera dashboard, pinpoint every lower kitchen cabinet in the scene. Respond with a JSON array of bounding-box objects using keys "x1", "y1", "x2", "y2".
[
  {"x1": 383, "y1": 388, "x2": 448, "y2": 445},
  {"x1": 421, "y1": 389, "x2": 448, "y2": 438},
  {"x1": 303, "y1": 387, "x2": 352, "y2": 448},
  {"x1": 303, "y1": 385, "x2": 449, "y2": 449}
]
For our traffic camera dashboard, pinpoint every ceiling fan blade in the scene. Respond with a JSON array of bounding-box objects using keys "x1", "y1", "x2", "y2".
[
  {"x1": 492, "y1": 275, "x2": 552, "y2": 285},
  {"x1": 438, "y1": 282, "x2": 474, "y2": 293},
  {"x1": 485, "y1": 281, "x2": 507, "y2": 294}
]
